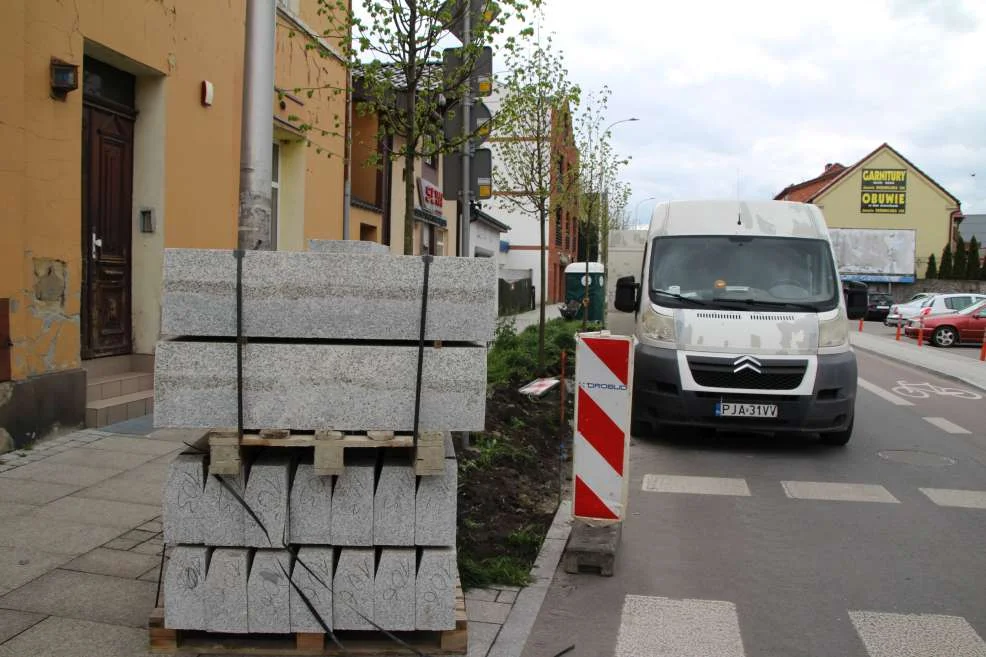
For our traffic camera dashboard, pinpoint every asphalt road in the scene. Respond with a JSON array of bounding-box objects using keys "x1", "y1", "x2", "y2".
[
  {"x1": 522, "y1": 351, "x2": 986, "y2": 657},
  {"x1": 860, "y1": 319, "x2": 984, "y2": 360}
]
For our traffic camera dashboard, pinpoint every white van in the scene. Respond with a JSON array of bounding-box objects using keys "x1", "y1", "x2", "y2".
[{"x1": 612, "y1": 200, "x2": 867, "y2": 446}]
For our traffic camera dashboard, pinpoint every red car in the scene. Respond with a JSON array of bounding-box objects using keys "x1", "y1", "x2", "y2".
[{"x1": 904, "y1": 299, "x2": 986, "y2": 347}]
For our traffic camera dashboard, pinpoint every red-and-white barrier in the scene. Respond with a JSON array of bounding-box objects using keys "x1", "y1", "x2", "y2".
[{"x1": 573, "y1": 332, "x2": 634, "y2": 523}]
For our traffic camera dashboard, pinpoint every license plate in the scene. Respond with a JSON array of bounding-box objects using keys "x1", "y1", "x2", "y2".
[
  {"x1": 715, "y1": 403, "x2": 778, "y2": 418},
  {"x1": 877, "y1": 305, "x2": 889, "y2": 310}
]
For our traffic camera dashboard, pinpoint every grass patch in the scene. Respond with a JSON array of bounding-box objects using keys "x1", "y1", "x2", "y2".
[
  {"x1": 487, "y1": 317, "x2": 599, "y2": 389},
  {"x1": 459, "y1": 554, "x2": 534, "y2": 590}
]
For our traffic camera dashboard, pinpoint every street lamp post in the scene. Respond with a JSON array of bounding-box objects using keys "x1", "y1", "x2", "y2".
[
  {"x1": 583, "y1": 117, "x2": 638, "y2": 328},
  {"x1": 632, "y1": 196, "x2": 657, "y2": 228}
]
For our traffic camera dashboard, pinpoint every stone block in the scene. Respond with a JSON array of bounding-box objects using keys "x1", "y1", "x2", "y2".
[
  {"x1": 201, "y1": 468, "x2": 246, "y2": 547},
  {"x1": 243, "y1": 454, "x2": 290, "y2": 548},
  {"x1": 333, "y1": 548, "x2": 374, "y2": 630},
  {"x1": 289, "y1": 457, "x2": 332, "y2": 544},
  {"x1": 373, "y1": 452, "x2": 415, "y2": 546},
  {"x1": 164, "y1": 546, "x2": 209, "y2": 630},
  {"x1": 374, "y1": 549, "x2": 415, "y2": 631},
  {"x1": 154, "y1": 341, "x2": 487, "y2": 431},
  {"x1": 330, "y1": 452, "x2": 375, "y2": 546},
  {"x1": 160, "y1": 248, "x2": 496, "y2": 342},
  {"x1": 204, "y1": 548, "x2": 250, "y2": 633},
  {"x1": 308, "y1": 239, "x2": 390, "y2": 254},
  {"x1": 290, "y1": 547, "x2": 333, "y2": 632},
  {"x1": 247, "y1": 549, "x2": 292, "y2": 633},
  {"x1": 163, "y1": 453, "x2": 206, "y2": 545},
  {"x1": 415, "y1": 548, "x2": 457, "y2": 630},
  {"x1": 415, "y1": 458, "x2": 457, "y2": 546}
]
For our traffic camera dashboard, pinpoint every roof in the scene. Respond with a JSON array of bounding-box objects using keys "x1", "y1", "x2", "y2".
[
  {"x1": 471, "y1": 207, "x2": 510, "y2": 232},
  {"x1": 776, "y1": 143, "x2": 960, "y2": 207},
  {"x1": 413, "y1": 207, "x2": 447, "y2": 227},
  {"x1": 566, "y1": 262, "x2": 604, "y2": 274},
  {"x1": 646, "y1": 200, "x2": 828, "y2": 240},
  {"x1": 774, "y1": 163, "x2": 846, "y2": 202}
]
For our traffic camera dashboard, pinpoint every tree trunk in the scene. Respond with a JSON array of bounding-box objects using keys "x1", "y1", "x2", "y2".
[
  {"x1": 404, "y1": 144, "x2": 415, "y2": 255},
  {"x1": 538, "y1": 204, "x2": 547, "y2": 374}
]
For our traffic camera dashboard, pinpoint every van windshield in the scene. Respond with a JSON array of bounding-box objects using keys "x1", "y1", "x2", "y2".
[{"x1": 648, "y1": 235, "x2": 840, "y2": 312}]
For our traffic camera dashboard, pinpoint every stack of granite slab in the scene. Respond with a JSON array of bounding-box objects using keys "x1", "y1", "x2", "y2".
[{"x1": 156, "y1": 243, "x2": 495, "y2": 635}]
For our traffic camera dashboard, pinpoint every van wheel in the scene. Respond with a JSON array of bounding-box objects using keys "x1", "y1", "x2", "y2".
[{"x1": 820, "y1": 417, "x2": 853, "y2": 446}]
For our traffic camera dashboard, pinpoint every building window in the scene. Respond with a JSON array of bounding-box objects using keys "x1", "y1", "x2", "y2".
[
  {"x1": 555, "y1": 206, "x2": 562, "y2": 246},
  {"x1": 271, "y1": 142, "x2": 281, "y2": 249}
]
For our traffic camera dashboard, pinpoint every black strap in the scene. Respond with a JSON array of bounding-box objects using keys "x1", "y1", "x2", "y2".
[
  {"x1": 412, "y1": 254, "x2": 433, "y2": 449},
  {"x1": 234, "y1": 249, "x2": 245, "y2": 437}
]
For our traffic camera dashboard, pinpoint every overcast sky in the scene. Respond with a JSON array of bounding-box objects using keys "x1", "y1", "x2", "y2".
[{"x1": 534, "y1": 0, "x2": 986, "y2": 225}]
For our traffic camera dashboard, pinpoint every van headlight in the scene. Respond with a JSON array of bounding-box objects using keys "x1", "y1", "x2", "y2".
[
  {"x1": 642, "y1": 304, "x2": 675, "y2": 346},
  {"x1": 818, "y1": 308, "x2": 849, "y2": 351}
]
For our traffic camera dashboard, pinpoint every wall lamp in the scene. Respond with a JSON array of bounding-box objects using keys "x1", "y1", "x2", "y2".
[{"x1": 50, "y1": 58, "x2": 79, "y2": 101}]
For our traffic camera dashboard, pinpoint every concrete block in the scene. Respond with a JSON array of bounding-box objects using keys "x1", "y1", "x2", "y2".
[
  {"x1": 373, "y1": 452, "x2": 415, "y2": 546},
  {"x1": 333, "y1": 548, "x2": 374, "y2": 630},
  {"x1": 290, "y1": 547, "x2": 334, "y2": 632},
  {"x1": 204, "y1": 548, "x2": 250, "y2": 633},
  {"x1": 160, "y1": 248, "x2": 496, "y2": 342},
  {"x1": 247, "y1": 550, "x2": 292, "y2": 633},
  {"x1": 162, "y1": 453, "x2": 206, "y2": 545},
  {"x1": 243, "y1": 454, "x2": 290, "y2": 548},
  {"x1": 330, "y1": 452, "x2": 375, "y2": 546},
  {"x1": 308, "y1": 239, "x2": 390, "y2": 254},
  {"x1": 415, "y1": 458, "x2": 457, "y2": 546},
  {"x1": 374, "y1": 549, "x2": 415, "y2": 631},
  {"x1": 164, "y1": 546, "x2": 209, "y2": 630},
  {"x1": 201, "y1": 468, "x2": 246, "y2": 547},
  {"x1": 289, "y1": 457, "x2": 332, "y2": 544},
  {"x1": 415, "y1": 548, "x2": 457, "y2": 630},
  {"x1": 155, "y1": 341, "x2": 487, "y2": 431}
]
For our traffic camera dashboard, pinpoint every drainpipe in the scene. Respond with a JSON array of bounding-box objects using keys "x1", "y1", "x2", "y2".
[
  {"x1": 237, "y1": 0, "x2": 276, "y2": 250},
  {"x1": 342, "y1": 67, "x2": 353, "y2": 239}
]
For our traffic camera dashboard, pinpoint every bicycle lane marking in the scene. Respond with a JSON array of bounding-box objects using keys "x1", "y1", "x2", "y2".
[
  {"x1": 891, "y1": 380, "x2": 984, "y2": 401},
  {"x1": 922, "y1": 417, "x2": 973, "y2": 435},
  {"x1": 858, "y1": 378, "x2": 914, "y2": 406}
]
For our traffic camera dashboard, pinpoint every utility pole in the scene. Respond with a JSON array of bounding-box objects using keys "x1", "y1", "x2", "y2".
[
  {"x1": 238, "y1": 0, "x2": 276, "y2": 250},
  {"x1": 458, "y1": 8, "x2": 473, "y2": 258}
]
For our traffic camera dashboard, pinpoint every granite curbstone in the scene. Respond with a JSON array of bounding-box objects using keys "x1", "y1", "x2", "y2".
[
  {"x1": 243, "y1": 454, "x2": 290, "y2": 548},
  {"x1": 373, "y1": 452, "x2": 415, "y2": 546},
  {"x1": 163, "y1": 454, "x2": 207, "y2": 545},
  {"x1": 163, "y1": 546, "x2": 209, "y2": 630},
  {"x1": 289, "y1": 547, "x2": 334, "y2": 632},
  {"x1": 374, "y1": 549, "x2": 415, "y2": 631},
  {"x1": 289, "y1": 458, "x2": 332, "y2": 544},
  {"x1": 308, "y1": 239, "x2": 390, "y2": 254},
  {"x1": 415, "y1": 458, "x2": 457, "y2": 547},
  {"x1": 333, "y1": 548, "x2": 375, "y2": 630},
  {"x1": 201, "y1": 467, "x2": 246, "y2": 547},
  {"x1": 204, "y1": 548, "x2": 250, "y2": 633},
  {"x1": 330, "y1": 452, "x2": 375, "y2": 546},
  {"x1": 247, "y1": 549, "x2": 292, "y2": 633},
  {"x1": 415, "y1": 548, "x2": 457, "y2": 630}
]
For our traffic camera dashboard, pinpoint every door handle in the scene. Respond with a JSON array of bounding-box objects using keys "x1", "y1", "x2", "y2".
[{"x1": 91, "y1": 233, "x2": 103, "y2": 260}]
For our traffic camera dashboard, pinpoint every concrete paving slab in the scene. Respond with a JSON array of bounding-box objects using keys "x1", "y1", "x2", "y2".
[
  {"x1": 36, "y1": 496, "x2": 160, "y2": 529},
  {"x1": 161, "y1": 248, "x2": 496, "y2": 342},
  {"x1": 74, "y1": 464, "x2": 169, "y2": 505},
  {"x1": 131, "y1": 538, "x2": 164, "y2": 556},
  {"x1": 467, "y1": 620, "x2": 502, "y2": 657},
  {"x1": 465, "y1": 588, "x2": 500, "y2": 602},
  {"x1": 147, "y1": 428, "x2": 210, "y2": 444},
  {"x1": 466, "y1": 600, "x2": 512, "y2": 625},
  {"x1": 0, "y1": 616, "x2": 147, "y2": 657},
  {"x1": 102, "y1": 537, "x2": 141, "y2": 551},
  {"x1": 0, "y1": 514, "x2": 124, "y2": 555},
  {"x1": 155, "y1": 341, "x2": 487, "y2": 431},
  {"x1": 0, "y1": 569, "x2": 156, "y2": 628},
  {"x1": 40, "y1": 446, "x2": 157, "y2": 470},
  {"x1": 0, "y1": 502, "x2": 35, "y2": 519},
  {"x1": 84, "y1": 436, "x2": 180, "y2": 455},
  {"x1": 0, "y1": 609, "x2": 45, "y2": 644},
  {"x1": 0, "y1": 462, "x2": 123, "y2": 487},
  {"x1": 61, "y1": 548, "x2": 161, "y2": 579},
  {"x1": 0, "y1": 547, "x2": 72, "y2": 596},
  {"x1": 0, "y1": 478, "x2": 79, "y2": 505}
]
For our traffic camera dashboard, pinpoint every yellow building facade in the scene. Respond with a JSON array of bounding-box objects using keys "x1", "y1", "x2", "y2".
[{"x1": 0, "y1": 0, "x2": 350, "y2": 446}]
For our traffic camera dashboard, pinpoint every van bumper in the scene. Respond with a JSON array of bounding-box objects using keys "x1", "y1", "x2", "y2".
[{"x1": 631, "y1": 345, "x2": 857, "y2": 434}]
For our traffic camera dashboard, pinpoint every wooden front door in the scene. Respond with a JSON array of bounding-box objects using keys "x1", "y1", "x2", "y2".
[{"x1": 81, "y1": 100, "x2": 135, "y2": 359}]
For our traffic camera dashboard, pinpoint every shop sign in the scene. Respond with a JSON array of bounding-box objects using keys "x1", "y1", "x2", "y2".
[
  {"x1": 860, "y1": 168, "x2": 906, "y2": 214},
  {"x1": 416, "y1": 177, "x2": 444, "y2": 216}
]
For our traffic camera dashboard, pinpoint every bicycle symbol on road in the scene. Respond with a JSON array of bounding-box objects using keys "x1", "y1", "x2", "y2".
[{"x1": 891, "y1": 381, "x2": 983, "y2": 400}]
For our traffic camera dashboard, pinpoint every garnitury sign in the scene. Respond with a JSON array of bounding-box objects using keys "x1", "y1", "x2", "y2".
[{"x1": 860, "y1": 168, "x2": 906, "y2": 214}]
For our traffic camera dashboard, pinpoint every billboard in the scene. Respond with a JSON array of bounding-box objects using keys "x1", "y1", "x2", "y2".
[
  {"x1": 828, "y1": 228, "x2": 916, "y2": 283},
  {"x1": 860, "y1": 168, "x2": 906, "y2": 214}
]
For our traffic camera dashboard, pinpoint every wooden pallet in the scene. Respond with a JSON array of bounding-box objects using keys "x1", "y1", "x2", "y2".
[
  {"x1": 148, "y1": 581, "x2": 467, "y2": 655},
  {"x1": 207, "y1": 428, "x2": 446, "y2": 477}
]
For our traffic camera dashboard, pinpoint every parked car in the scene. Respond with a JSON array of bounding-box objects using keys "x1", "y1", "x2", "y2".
[
  {"x1": 865, "y1": 292, "x2": 893, "y2": 321},
  {"x1": 904, "y1": 299, "x2": 986, "y2": 347},
  {"x1": 885, "y1": 295, "x2": 937, "y2": 326},
  {"x1": 886, "y1": 293, "x2": 986, "y2": 326}
]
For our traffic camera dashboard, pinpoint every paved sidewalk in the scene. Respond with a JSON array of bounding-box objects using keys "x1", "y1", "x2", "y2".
[
  {"x1": 0, "y1": 421, "x2": 571, "y2": 656},
  {"x1": 850, "y1": 330, "x2": 986, "y2": 391}
]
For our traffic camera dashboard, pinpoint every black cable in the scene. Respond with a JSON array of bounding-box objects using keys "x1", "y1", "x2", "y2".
[
  {"x1": 412, "y1": 254, "x2": 433, "y2": 450},
  {"x1": 234, "y1": 249, "x2": 245, "y2": 437}
]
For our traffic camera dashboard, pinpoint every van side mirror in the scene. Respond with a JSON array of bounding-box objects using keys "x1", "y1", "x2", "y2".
[
  {"x1": 844, "y1": 285, "x2": 868, "y2": 320},
  {"x1": 614, "y1": 276, "x2": 639, "y2": 313}
]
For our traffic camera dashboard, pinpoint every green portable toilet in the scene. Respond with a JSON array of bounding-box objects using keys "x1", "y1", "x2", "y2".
[{"x1": 565, "y1": 262, "x2": 606, "y2": 322}]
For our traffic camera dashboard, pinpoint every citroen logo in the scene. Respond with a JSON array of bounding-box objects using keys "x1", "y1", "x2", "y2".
[{"x1": 733, "y1": 355, "x2": 762, "y2": 374}]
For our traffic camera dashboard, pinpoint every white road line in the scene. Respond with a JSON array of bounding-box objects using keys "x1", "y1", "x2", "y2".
[
  {"x1": 922, "y1": 417, "x2": 972, "y2": 435},
  {"x1": 920, "y1": 488, "x2": 986, "y2": 510},
  {"x1": 642, "y1": 474, "x2": 751, "y2": 497},
  {"x1": 857, "y1": 378, "x2": 914, "y2": 406},
  {"x1": 615, "y1": 595, "x2": 746, "y2": 657},
  {"x1": 849, "y1": 610, "x2": 986, "y2": 657},
  {"x1": 781, "y1": 481, "x2": 900, "y2": 503}
]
